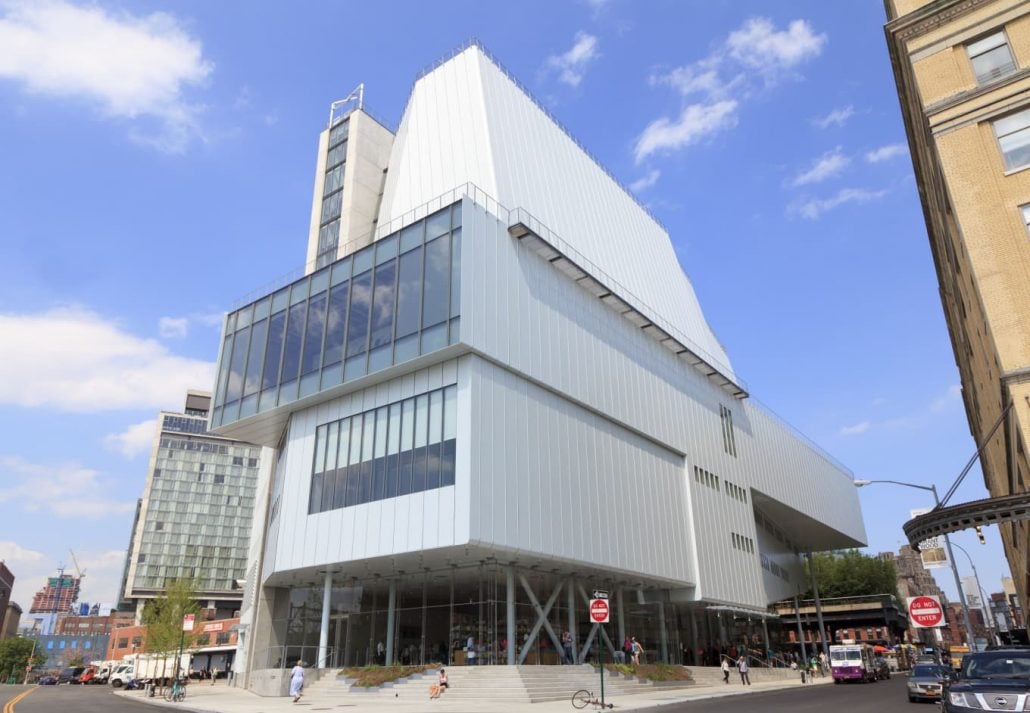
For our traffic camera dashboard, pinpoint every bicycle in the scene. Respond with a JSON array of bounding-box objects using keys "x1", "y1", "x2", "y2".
[
  {"x1": 166, "y1": 677, "x2": 187, "y2": 703},
  {"x1": 571, "y1": 689, "x2": 613, "y2": 709}
]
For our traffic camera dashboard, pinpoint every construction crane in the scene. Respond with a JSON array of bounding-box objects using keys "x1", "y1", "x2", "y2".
[{"x1": 68, "y1": 549, "x2": 87, "y2": 581}]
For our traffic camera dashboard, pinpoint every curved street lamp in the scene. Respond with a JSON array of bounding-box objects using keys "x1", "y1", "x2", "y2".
[{"x1": 853, "y1": 479, "x2": 975, "y2": 649}]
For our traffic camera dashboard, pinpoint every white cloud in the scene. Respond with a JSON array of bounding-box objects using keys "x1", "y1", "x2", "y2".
[
  {"x1": 865, "y1": 143, "x2": 909, "y2": 163},
  {"x1": 930, "y1": 384, "x2": 962, "y2": 413},
  {"x1": 0, "y1": 456, "x2": 137, "y2": 519},
  {"x1": 725, "y1": 18, "x2": 827, "y2": 75},
  {"x1": 839, "y1": 421, "x2": 871, "y2": 436},
  {"x1": 791, "y1": 147, "x2": 850, "y2": 187},
  {"x1": 158, "y1": 316, "x2": 189, "y2": 339},
  {"x1": 629, "y1": 169, "x2": 661, "y2": 192},
  {"x1": 104, "y1": 419, "x2": 158, "y2": 459},
  {"x1": 638, "y1": 17, "x2": 824, "y2": 162},
  {"x1": 75, "y1": 548, "x2": 129, "y2": 605},
  {"x1": 0, "y1": 306, "x2": 215, "y2": 412},
  {"x1": 0, "y1": 540, "x2": 46, "y2": 565},
  {"x1": 547, "y1": 32, "x2": 600, "y2": 87},
  {"x1": 0, "y1": 0, "x2": 213, "y2": 153},
  {"x1": 813, "y1": 105, "x2": 854, "y2": 129},
  {"x1": 634, "y1": 100, "x2": 738, "y2": 163},
  {"x1": 792, "y1": 187, "x2": 887, "y2": 220}
]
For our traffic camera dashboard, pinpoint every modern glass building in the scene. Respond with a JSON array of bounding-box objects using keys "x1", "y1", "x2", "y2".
[
  {"x1": 122, "y1": 391, "x2": 264, "y2": 620},
  {"x1": 215, "y1": 43, "x2": 867, "y2": 691}
]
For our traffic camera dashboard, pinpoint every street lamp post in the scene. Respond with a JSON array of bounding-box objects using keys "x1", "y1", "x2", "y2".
[
  {"x1": 950, "y1": 540, "x2": 997, "y2": 646},
  {"x1": 854, "y1": 479, "x2": 976, "y2": 650}
]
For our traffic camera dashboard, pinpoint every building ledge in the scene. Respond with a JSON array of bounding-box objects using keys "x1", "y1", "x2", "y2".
[{"x1": 507, "y1": 209, "x2": 747, "y2": 400}]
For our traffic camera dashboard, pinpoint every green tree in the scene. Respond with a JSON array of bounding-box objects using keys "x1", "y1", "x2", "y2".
[
  {"x1": 67, "y1": 655, "x2": 86, "y2": 668},
  {"x1": 141, "y1": 578, "x2": 200, "y2": 686},
  {"x1": 804, "y1": 550, "x2": 899, "y2": 599},
  {"x1": 0, "y1": 637, "x2": 45, "y2": 680}
]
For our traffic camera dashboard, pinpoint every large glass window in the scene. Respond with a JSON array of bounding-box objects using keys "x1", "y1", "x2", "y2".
[
  {"x1": 308, "y1": 385, "x2": 457, "y2": 514},
  {"x1": 994, "y1": 108, "x2": 1030, "y2": 171},
  {"x1": 280, "y1": 302, "x2": 307, "y2": 384},
  {"x1": 370, "y1": 259, "x2": 397, "y2": 349},
  {"x1": 395, "y1": 247, "x2": 423, "y2": 338},
  {"x1": 243, "y1": 318, "x2": 268, "y2": 397},
  {"x1": 262, "y1": 310, "x2": 287, "y2": 391},
  {"x1": 422, "y1": 237, "x2": 450, "y2": 328},
  {"x1": 323, "y1": 282, "x2": 349, "y2": 368},
  {"x1": 346, "y1": 270, "x2": 372, "y2": 357},
  {"x1": 968, "y1": 31, "x2": 1016, "y2": 85},
  {"x1": 302, "y1": 291, "x2": 327, "y2": 375},
  {"x1": 215, "y1": 201, "x2": 464, "y2": 427},
  {"x1": 224, "y1": 326, "x2": 250, "y2": 404}
]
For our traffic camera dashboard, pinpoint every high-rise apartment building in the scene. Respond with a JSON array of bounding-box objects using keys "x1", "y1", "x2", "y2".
[
  {"x1": 26, "y1": 571, "x2": 80, "y2": 635},
  {"x1": 121, "y1": 391, "x2": 266, "y2": 620},
  {"x1": 885, "y1": 0, "x2": 1030, "y2": 610},
  {"x1": 209, "y1": 44, "x2": 866, "y2": 688}
]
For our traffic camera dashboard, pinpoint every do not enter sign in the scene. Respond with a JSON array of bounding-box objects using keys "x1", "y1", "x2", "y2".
[
  {"x1": 590, "y1": 598, "x2": 610, "y2": 624},
  {"x1": 907, "y1": 595, "x2": 944, "y2": 628}
]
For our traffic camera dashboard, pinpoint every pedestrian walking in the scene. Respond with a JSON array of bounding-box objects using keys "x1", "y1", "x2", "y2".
[
  {"x1": 721, "y1": 657, "x2": 730, "y2": 684},
  {"x1": 562, "y1": 629, "x2": 574, "y2": 665},
  {"x1": 289, "y1": 660, "x2": 305, "y2": 703},
  {"x1": 737, "y1": 655, "x2": 751, "y2": 685},
  {"x1": 631, "y1": 637, "x2": 643, "y2": 665}
]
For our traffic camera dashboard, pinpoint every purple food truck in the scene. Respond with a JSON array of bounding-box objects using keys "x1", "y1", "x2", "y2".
[{"x1": 830, "y1": 642, "x2": 877, "y2": 683}]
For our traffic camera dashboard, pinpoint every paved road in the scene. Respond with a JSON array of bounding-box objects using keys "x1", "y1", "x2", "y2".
[
  {"x1": 636, "y1": 676, "x2": 917, "y2": 713},
  {"x1": 4, "y1": 685, "x2": 154, "y2": 713}
]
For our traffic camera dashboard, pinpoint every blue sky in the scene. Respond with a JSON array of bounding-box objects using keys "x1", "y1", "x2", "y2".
[{"x1": 0, "y1": 0, "x2": 1007, "y2": 614}]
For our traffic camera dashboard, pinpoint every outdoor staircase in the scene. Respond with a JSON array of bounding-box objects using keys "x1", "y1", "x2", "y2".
[
  {"x1": 686, "y1": 664, "x2": 804, "y2": 686},
  {"x1": 302, "y1": 664, "x2": 697, "y2": 704}
]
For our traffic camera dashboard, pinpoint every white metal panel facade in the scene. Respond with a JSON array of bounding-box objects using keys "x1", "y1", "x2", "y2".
[
  {"x1": 466, "y1": 355, "x2": 694, "y2": 585},
  {"x1": 459, "y1": 199, "x2": 866, "y2": 606},
  {"x1": 262, "y1": 360, "x2": 465, "y2": 576},
  {"x1": 377, "y1": 46, "x2": 734, "y2": 381}
]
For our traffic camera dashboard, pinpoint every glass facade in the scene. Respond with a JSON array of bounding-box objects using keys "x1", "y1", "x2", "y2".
[
  {"x1": 132, "y1": 412, "x2": 259, "y2": 592},
  {"x1": 213, "y1": 202, "x2": 462, "y2": 429},
  {"x1": 309, "y1": 385, "x2": 457, "y2": 514},
  {"x1": 260, "y1": 567, "x2": 684, "y2": 669}
]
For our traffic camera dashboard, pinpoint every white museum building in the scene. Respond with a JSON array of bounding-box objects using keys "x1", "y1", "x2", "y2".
[{"x1": 207, "y1": 43, "x2": 867, "y2": 685}]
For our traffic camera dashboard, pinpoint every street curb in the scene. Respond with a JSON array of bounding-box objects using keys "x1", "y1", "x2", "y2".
[{"x1": 112, "y1": 689, "x2": 212, "y2": 713}]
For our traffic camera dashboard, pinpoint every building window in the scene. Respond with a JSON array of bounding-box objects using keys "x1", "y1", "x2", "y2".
[
  {"x1": 994, "y1": 108, "x2": 1030, "y2": 171},
  {"x1": 719, "y1": 405, "x2": 737, "y2": 456},
  {"x1": 309, "y1": 384, "x2": 457, "y2": 514},
  {"x1": 967, "y1": 31, "x2": 1016, "y2": 85},
  {"x1": 215, "y1": 202, "x2": 463, "y2": 428}
]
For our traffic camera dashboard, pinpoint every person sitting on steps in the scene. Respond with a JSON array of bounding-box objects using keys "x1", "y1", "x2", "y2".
[{"x1": 430, "y1": 669, "x2": 448, "y2": 699}]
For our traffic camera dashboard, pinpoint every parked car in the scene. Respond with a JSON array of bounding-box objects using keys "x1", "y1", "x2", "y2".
[
  {"x1": 37, "y1": 675, "x2": 58, "y2": 685},
  {"x1": 907, "y1": 664, "x2": 953, "y2": 703},
  {"x1": 57, "y1": 667, "x2": 86, "y2": 685},
  {"x1": 944, "y1": 647, "x2": 1030, "y2": 712},
  {"x1": 77, "y1": 668, "x2": 97, "y2": 684}
]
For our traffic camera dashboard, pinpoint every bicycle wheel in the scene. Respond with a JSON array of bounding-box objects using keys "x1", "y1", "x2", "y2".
[{"x1": 572, "y1": 689, "x2": 592, "y2": 709}]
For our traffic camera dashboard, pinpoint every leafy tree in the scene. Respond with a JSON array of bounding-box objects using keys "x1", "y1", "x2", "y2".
[
  {"x1": 804, "y1": 550, "x2": 899, "y2": 599},
  {"x1": 141, "y1": 578, "x2": 200, "y2": 686},
  {"x1": 67, "y1": 655, "x2": 86, "y2": 667},
  {"x1": 0, "y1": 637, "x2": 45, "y2": 680}
]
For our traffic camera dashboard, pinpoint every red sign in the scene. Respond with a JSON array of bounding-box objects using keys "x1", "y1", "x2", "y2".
[
  {"x1": 907, "y1": 595, "x2": 944, "y2": 628},
  {"x1": 589, "y1": 598, "x2": 610, "y2": 624}
]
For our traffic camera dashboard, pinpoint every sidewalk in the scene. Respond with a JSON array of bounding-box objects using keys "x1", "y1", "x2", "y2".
[{"x1": 114, "y1": 675, "x2": 833, "y2": 712}]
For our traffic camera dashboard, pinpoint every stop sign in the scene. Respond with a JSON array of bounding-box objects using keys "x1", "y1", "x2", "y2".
[
  {"x1": 907, "y1": 595, "x2": 945, "y2": 628},
  {"x1": 590, "y1": 598, "x2": 610, "y2": 623}
]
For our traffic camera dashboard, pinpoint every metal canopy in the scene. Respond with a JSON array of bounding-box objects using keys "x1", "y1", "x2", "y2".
[
  {"x1": 904, "y1": 492, "x2": 1030, "y2": 546},
  {"x1": 508, "y1": 217, "x2": 747, "y2": 400}
]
